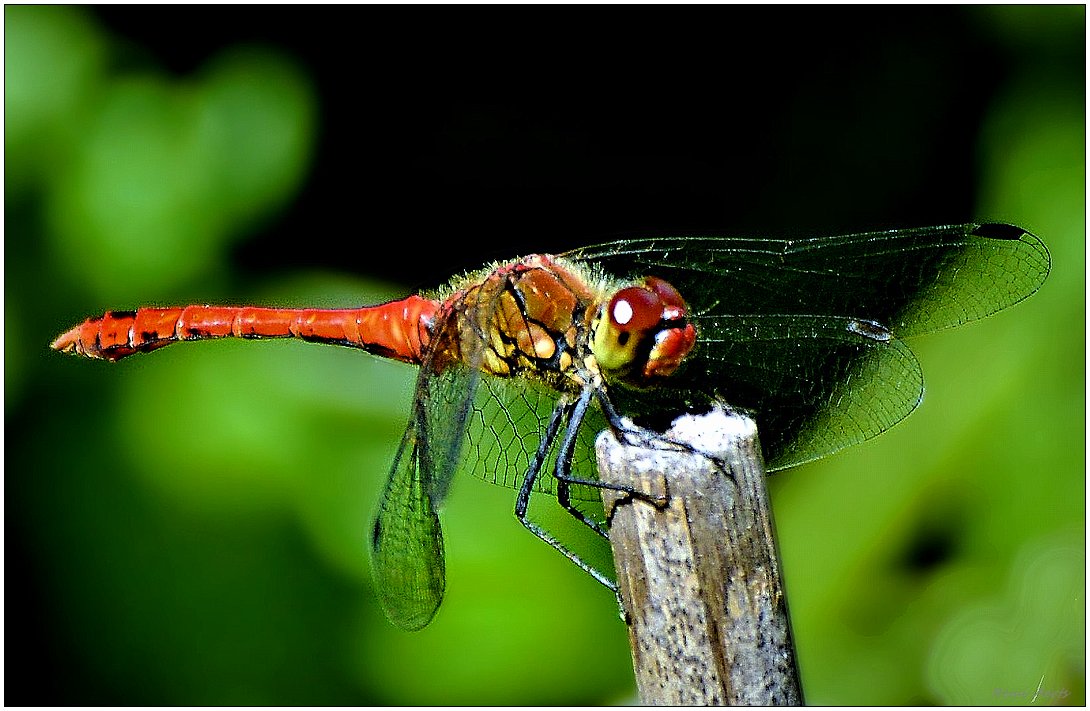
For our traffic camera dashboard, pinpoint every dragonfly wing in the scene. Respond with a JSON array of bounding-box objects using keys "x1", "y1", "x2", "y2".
[
  {"x1": 568, "y1": 223, "x2": 1047, "y2": 468},
  {"x1": 369, "y1": 401, "x2": 447, "y2": 631},
  {"x1": 368, "y1": 315, "x2": 486, "y2": 630},
  {"x1": 459, "y1": 375, "x2": 609, "y2": 502},
  {"x1": 421, "y1": 361, "x2": 481, "y2": 507},
  {"x1": 609, "y1": 314, "x2": 923, "y2": 470},
  {"x1": 565, "y1": 223, "x2": 1050, "y2": 337}
]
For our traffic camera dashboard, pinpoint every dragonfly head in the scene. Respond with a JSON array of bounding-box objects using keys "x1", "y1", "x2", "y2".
[{"x1": 592, "y1": 276, "x2": 697, "y2": 387}]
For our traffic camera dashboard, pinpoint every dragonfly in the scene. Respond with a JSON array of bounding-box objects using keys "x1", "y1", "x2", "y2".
[{"x1": 52, "y1": 222, "x2": 1050, "y2": 630}]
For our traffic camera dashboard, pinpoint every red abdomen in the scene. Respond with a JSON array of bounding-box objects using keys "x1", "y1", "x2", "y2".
[{"x1": 51, "y1": 297, "x2": 439, "y2": 364}]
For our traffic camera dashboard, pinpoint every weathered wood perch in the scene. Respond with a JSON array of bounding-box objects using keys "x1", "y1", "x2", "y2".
[{"x1": 596, "y1": 405, "x2": 803, "y2": 706}]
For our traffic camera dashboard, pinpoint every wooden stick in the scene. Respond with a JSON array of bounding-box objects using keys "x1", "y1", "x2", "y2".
[{"x1": 596, "y1": 405, "x2": 803, "y2": 706}]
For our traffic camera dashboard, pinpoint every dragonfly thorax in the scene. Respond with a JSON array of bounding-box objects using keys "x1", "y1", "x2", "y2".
[
  {"x1": 591, "y1": 276, "x2": 697, "y2": 388},
  {"x1": 436, "y1": 255, "x2": 604, "y2": 393}
]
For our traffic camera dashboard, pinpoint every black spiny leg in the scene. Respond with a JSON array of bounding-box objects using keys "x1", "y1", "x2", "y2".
[
  {"x1": 551, "y1": 388, "x2": 671, "y2": 527},
  {"x1": 553, "y1": 387, "x2": 612, "y2": 539},
  {"x1": 514, "y1": 393, "x2": 619, "y2": 595}
]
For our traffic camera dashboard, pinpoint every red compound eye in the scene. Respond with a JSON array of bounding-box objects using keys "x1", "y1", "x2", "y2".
[
  {"x1": 608, "y1": 286, "x2": 662, "y2": 333},
  {"x1": 643, "y1": 277, "x2": 687, "y2": 321}
]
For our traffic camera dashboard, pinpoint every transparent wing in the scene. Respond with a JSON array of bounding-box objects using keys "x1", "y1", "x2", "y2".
[
  {"x1": 567, "y1": 223, "x2": 1048, "y2": 469},
  {"x1": 421, "y1": 360, "x2": 481, "y2": 507},
  {"x1": 703, "y1": 315, "x2": 921, "y2": 469},
  {"x1": 369, "y1": 410, "x2": 446, "y2": 631},
  {"x1": 367, "y1": 310, "x2": 484, "y2": 631},
  {"x1": 457, "y1": 375, "x2": 608, "y2": 502},
  {"x1": 564, "y1": 223, "x2": 1050, "y2": 337},
  {"x1": 607, "y1": 315, "x2": 923, "y2": 470}
]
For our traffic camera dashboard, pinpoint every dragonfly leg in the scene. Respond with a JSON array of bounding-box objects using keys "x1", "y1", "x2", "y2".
[
  {"x1": 549, "y1": 389, "x2": 672, "y2": 514},
  {"x1": 552, "y1": 388, "x2": 613, "y2": 539},
  {"x1": 515, "y1": 395, "x2": 620, "y2": 597},
  {"x1": 516, "y1": 491, "x2": 628, "y2": 622},
  {"x1": 515, "y1": 493, "x2": 620, "y2": 594},
  {"x1": 555, "y1": 479, "x2": 609, "y2": 539}
]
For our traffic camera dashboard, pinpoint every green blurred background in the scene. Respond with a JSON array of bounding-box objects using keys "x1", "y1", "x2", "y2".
[{"x1": 5, "y1": 6, "x2": 1083, "y2": 705}]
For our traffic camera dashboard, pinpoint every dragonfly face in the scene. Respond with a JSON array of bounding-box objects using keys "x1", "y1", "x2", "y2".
[{"x1": 591, "y1": 276, "x2": 697, "y2": 388}]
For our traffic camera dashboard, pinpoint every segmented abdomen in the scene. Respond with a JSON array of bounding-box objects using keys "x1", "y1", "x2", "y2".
[{"x1": 51, "y1": 297, "x2": 439, "y2": 364}]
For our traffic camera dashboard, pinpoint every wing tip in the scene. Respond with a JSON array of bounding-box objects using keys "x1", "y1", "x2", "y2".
[{"x1": 972, "y1": 222, "x2": 1052, "y2": 280}]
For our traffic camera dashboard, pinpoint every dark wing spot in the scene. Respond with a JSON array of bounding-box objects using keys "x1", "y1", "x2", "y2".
[
  {"x1": 107, "y1": 310, "x2": 138, "y2": 319},
  {"x1": 972, "y1": 223, "x2": 1027, "y2": 241}
]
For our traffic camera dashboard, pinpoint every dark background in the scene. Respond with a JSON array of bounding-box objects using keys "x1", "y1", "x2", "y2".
[
  {"x1": 94, "y1": 6, "x2": 1012, "y2": 285},
  {"x1": 6, "y1": 5, "x2": 1084, "y2": 705}
]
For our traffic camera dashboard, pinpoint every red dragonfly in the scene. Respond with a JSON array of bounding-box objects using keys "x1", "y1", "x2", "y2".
[{"x1": 52, "y1": 222, "x2": 1049, "y2": 630}]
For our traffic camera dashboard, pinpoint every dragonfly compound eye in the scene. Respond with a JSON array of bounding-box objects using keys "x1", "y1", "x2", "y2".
[{"x1": 593, "y1": 277, "x2": 697, "y2": 387}]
